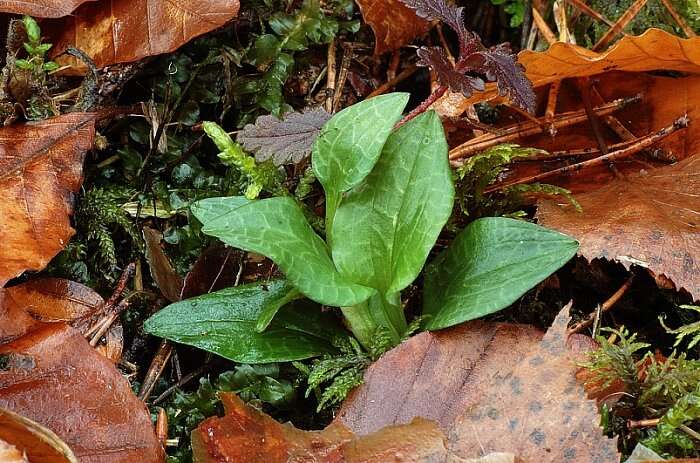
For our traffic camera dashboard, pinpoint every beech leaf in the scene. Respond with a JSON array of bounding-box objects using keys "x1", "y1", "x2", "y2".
[
  {"x1": 237, "y1": 107, "x2": 331, "y2": 166},
  {"x1": 46, "y1": 0, "x2": 241, "y2": 73},
  {"x1": 0, "y1": 0, "x2": 90, "y2": 18},
  {"x1": 0, "y1": 114, "x2": 96, "y2": 287},
  {"x1": 0, "y1": 408, "x2": 77, "y2": 463},
  {"x1": 354, "y1": 0, "x2": 431, "y2": 54},
  {"x1": 0, "y1": 324, "x2": 163, "y2": 462}
]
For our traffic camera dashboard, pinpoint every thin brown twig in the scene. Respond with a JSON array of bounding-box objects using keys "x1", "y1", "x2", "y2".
[
  {"x1": 628, "y1": 418, "x2": 660, "y2": 429},
  {"x1": 566, "y1": 0, "x2": 615, "y2": 27},
  {"x1": 138, "y1": 340, "x2": 173, "y2": 401},
  {"x1": 593, "y1": 0, "x2": 648, "y2": 51},
  {"x1": 659, "y1": 0, "x2": 696, "y2": 37},
  {"x1": 449, "y1": 96, "x2": 639, "y2": 161},
  {"x1": 484, "y1": 115, "x2": 689, "y2": 192},
  {"x1": 532, "y1": 6, "x2": 557, "y2": 45},
  {"x1": 569, "y1": 275, "x2": 635, "y2": 334},
  {"x1": 577, "y1": 77, "x2": 609, "y2": 156},
  {"x1": 103, "y1": 262, "x2": 136, "y2": 311},
  {"x1": 367, "y1": 64, "x2": 418, "y2": 99},
  {"x1": 325, "y1": 38, "x2": 336, "y2": 113},
  {"x1": 513, "y1": 139, "x2": 637, "y2": 161},
  {"x1": 331, "y1": 44, "x2": 353, "y2": 113},
  {"x1": 151, "y1": 364, "x2": 212, "y2": 405},
  {"x1": 89, "y1": 300, "x2": 129, "y2": 347}
]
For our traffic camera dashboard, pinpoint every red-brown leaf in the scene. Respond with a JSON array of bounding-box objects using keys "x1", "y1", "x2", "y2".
[
  {"x1": 0, "y1": 0, "x2": 91, "y2": 18},
  {"x1": 46, "y1": 0, "x2": 240, "y2": 73},
  {"x1": 355, "y1": 0, "x2": 431, "y2": 54},
  {"x1": 0, "y1": 324, "x2": 163, "y2": 463},
  {"x1": 0, "y1": 114, "x2": 96, "y2": 287}
]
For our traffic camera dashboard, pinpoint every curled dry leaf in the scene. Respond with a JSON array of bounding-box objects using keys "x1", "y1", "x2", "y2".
[
  {"x1": 46, "y1": 0, "x2": 240, "y2": 73},
  {"x1": 355, "y1": 0, "x2": 431, "y2": 54},
  {"x1": 0, "y1": 278, "x2": 123, "y2": 362},
  {"x1": 143, "y1": 226, "x2": 184, "y2": 303},
  {"x1": 0, "y1": 0, "x2": 91, "y2": 18},
  {"x1": 0, "y1": 113, "x2": 96, "y2": 287},
  {"x1": 191, "y1": 305, "x2": 616, "y2": 462},
  {"x1": 237, "y1": 107, "x2": 331, "y2": 166},
  {"x1": 0, "y1": 324, "x2": 164, "y2": 463},
  {"x1": 538, "y1": 155, "x2": 700, "y2": 300},
  {"x1": 0, "y1": 407, "x2": 78, "y2": 463},
  {"x1": 193, "y1": 392, "x2": 457, "y2": 462}
]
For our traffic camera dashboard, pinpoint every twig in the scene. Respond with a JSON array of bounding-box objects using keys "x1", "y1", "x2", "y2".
[
  {"x1": 485, "y1": 115, "x2": 689, "y2": 191},
  {"x1": 325, "y1": 38, "x2": 336, "y2": 113},
  {"x1": 331, "y1": 44, "x2": 353, "y2": 113},
  {"x1": 566, "y1": 0, "x2": 615, "y2": 27},
  {"x1": 513, "y1": 139, "x2": 637, "y2": 162},
  {"x1": 532, "y1": 6, "x2": 557, "y2": 45},
  {"x1": 138, "y1": 340, "x2": 173, "y2": 401},
  {"x1": 103, "y1": 262, "x2": 136, "y2": 311},
  {"x1": 151, "y1": 364, "x2": 212, "y2": 405},
  {"x1": 577, "y1": 78, "x2": 609, "y2": 156},
  {"x1": 628, "y1": 418, "x2": 659, "y2": 429},
  {"x1": 367, "y1": 63, "x2": 418, "y2": 99},
  {"x1": 396, "y1": 85, "x2": 449, "y2": 128},
  {"x1": 659, "y1": 0, "x2": 696, "y2": 37},
  {"x1": 593, "y1": 0, "x2": 648, "y2": 51},
  {"x1": 569, "y1": 275, "x2": 635, "y2": 334},
  {"x1": 89, "y1": 300, "x2": 129, "y2": 347},
  {"x1": 449, "y1": 96, "x2": 639, "y2": 161}
]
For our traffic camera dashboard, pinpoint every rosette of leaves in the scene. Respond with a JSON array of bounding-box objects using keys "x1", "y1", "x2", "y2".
[
  {"x1": 145, "y1": 93, "x2": 577, "y2": 365},
  {"x1": 400, "y1": 0, "x2": 535, "y2": 112}
]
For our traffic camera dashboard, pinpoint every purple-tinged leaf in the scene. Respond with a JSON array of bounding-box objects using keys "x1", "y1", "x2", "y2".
[
  {"x1": 473, "y1": 45, "x2": 536, "y2": 113},
  {"x1": 417, "y1": 47, "x2": 485, "y2": 98},
  {"x1": 400, "y1": 0, "x2": 472, "y2": 54},
  {"x1": 237, "y1": 107, "x2": 331, "y2": 166}
]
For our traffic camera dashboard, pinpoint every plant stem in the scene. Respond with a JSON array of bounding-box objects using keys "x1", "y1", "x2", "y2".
[
  {"x1": 341, "y1": 292, "x2": 407, "y2": 349},
  {"x1": 324, "y1": 191, "x2": 341, "y2": 247},
  {"x1": 395, "y1": 86, "x2": 448, "y2": 128}
]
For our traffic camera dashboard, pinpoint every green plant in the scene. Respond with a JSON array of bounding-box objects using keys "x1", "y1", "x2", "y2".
[
  {"x1": 661, "y1": 305, "x2": 700, "y2": 350},
  {"x1": 641, "y1": 383, "x2": 700, "y2": 457},
  {"x1": 13, "y1": 16, "x2": 60, "y2": 120},
  {"x1": 146, "y1": 93, "x2": 578, "y2": 359},
  {"x1": 490, "y1": 0, "x2": 526, "y2": 27}
]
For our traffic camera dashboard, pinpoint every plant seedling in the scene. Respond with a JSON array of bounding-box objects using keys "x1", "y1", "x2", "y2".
[{"x1": 145, "y1": 93, "x2": 578, "y2": 362}]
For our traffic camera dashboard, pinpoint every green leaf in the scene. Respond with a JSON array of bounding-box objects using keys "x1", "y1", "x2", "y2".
[
  {"x1": 14, "y1": 59, "x2": 32, "y2": 70},
  {"x1": 332, "y1": 111, "x2": 454, "y2": 294},
  {"x1": 192, "y1": 196, "x2": 375, "y2": 307},
  {"x1": 143, "y1": 280, "x2": 343, "y2": 363},
  {"x1": 22, "y1": 15, "x2": 40, "y2": 43},
  {"x1": 256, "y1": 283, "x2": 303, "y2": 333},
  {"x1": 191, "y1": 196, "x2": 251, "y2": 225},
  {"x1": 312, "y1": 93, "x2": 409, "y2": 233},
  {"x1": 423, "y1": 217, "x2": 578, "y2": 330}
]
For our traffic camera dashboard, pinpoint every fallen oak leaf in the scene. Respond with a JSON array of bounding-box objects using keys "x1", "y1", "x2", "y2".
[
  {"x1": 0, "y1": 324, "x2": 164, "y2": 463},
  {"x1": 237, "y1": 107, "x2": 331, "y2": 166},
  {"x1": 0, "y1": 113, "x2": 96, "y2": 287},
  {"x1": 537, "y1": 154, "x2": 700, "y2": 301},
  {"x1": 0, "y1": 0, "x2": 91, "y2": 18},
  {"x1": 46, "y1": 0, "x2": 240, "y2": 73}
]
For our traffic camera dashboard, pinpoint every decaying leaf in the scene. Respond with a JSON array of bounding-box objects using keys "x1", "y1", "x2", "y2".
[
  {"x1": 0, "y1": 324, "x2": 164, "y2": 463},
  {"x1": 180, "y1": 244, "x2": 241, "y2": 299},
  {"x1": 192, "y1": 392, "x2": 457, "y2": 462},
  {"x1": 337, "y1": 321, "x2": 543, "y2": 434},
  {"x1": 0, "y1": 407, "x2": 78, "y2": 463},
  {"x1": 0, "y1": 114, "x2": 96, "y2": 287},
  {"x1": 191, "y1": 305, "x2": 616, "y2": 462},
  {"x1": 46, "y1": 0, "x2": 240, "y2": 73},
  {"x1": 0, "y1": 278, "x2": 123, "y2": 362},
  {"x1": 0, "y1": 0, "x2": 90, "y2": 18},
  {"x1": 355, "y1": 0, "x2": 431, "y2": 54},
  {"x1": 237, "y1": 107, "x2": 331, "y2": 166},
  {"x1": 538, "y1": 154, "x2": 700, "y2": 301},
  {"x1": 143, "y1": 226, "x2": 184, "y2": 303}
]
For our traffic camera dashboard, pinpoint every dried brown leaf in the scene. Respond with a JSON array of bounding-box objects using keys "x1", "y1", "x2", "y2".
[
  {"x1": 355, "y1": 0, "x2": 431, "y2": 54},
  {"x1": 143, "y1": 226, "x2": 183, "y2": 302},
  {"x1": 0, "y1": 324, "x2": 164, "y2": 463},
  {"x1": 0, "y1": 0, "x2": 91, "y2": 18},
  {"x1": 0, "y1": 407, "x2": 77, "y2": 463},
  {"x1": 181, "y1": 245, "x2": 240, "y2": 299},
  {"x1": 46, "y1": 0, "x2": 240, "y2": 73},
  {"x1": 0, "y1": 114, "x2": 96, "y2": 287},
  {"x1": 538, "y1": 155, "x2": 700, "y2": 300},
  {"x1": 237, "y1": 107, "x2": 331, "y2": 166}
]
